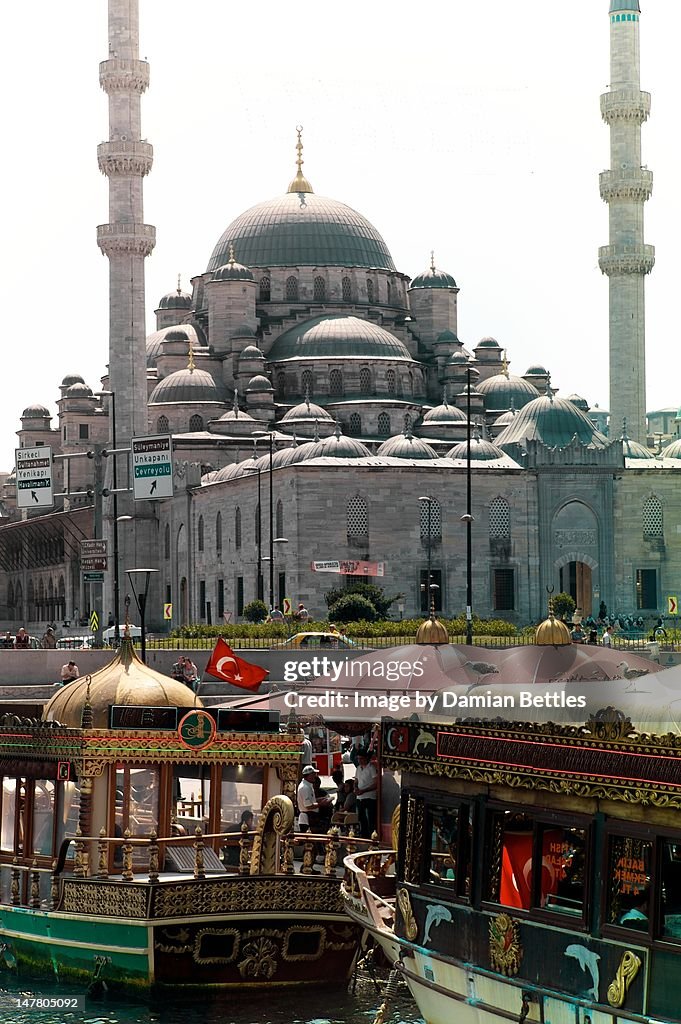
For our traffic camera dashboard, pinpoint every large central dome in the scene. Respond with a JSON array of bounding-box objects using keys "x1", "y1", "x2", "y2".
[{"x1": 208, "y1": 193, "x2": 396, "y2": 273}]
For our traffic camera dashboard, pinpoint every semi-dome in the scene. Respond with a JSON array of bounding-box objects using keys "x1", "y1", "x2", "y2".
[
  {"x1": 495, "y1": 394, "x2": 608, "y2": 450},
  {"x1": 622, "y1": 437, "x2": 654, "y2": 460},
  {"x1": 305, "y1": 428, "x2": 371, "y2": 460},
  {"x1": 208, "y1": 192, "x2": 396, "y2": 273},
  {"x1": 43, "y1": 637, "x2": 203, "y2": 729},
  {"x1": 213, "y1": 260, "x2": 254, "y2": 282},
  {"x1": 448, "y1": 436, "x2": 505, "y2": 461},
  {"x1": 158, "y1": 288, "x2": 192, "y2": 310},
  {"x1": 281, "y1": 399, "x2": 333, "y2": 423},
  {"x1": 60, "y1": 374, "x2": 85, "y2": 388},
  {"x1": 21, "y1": 403, "x2": 51, "y2": 419},
  {"x1": 376, "y1": 432, "x2": 438, "y2": 460},
  {"x1": 661, "y1": 439, "x2": 681, "y2": 459},
  {"x1": 268, "y1": 315, "x2": 412, "y2": 362},
  {"x1": 422, "y1": 400, "x2": 466, "y2": 424},
  {"x1": 149, "y1": 367, "x2": 229, "y2": 405},
  {"x1": 410, "y1": 263, "x2": 457, "y2": 289},
  {"x1": 477, "y1": 373, "x2": 539, "y2": 411}
]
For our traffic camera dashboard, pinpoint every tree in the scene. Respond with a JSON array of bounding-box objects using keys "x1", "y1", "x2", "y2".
[
  {"x1": 327, "y1": 593, "x2": 378, "y2": 623},
  {"x1": 243, "y1": 599, "x2": 268, "y2": 623},
  {"x1": 552, "y1": 592, "x2": 576, "y2": 621},
  {"x1": 324, "y1": 581, "x2": 401, "y2": 619}
]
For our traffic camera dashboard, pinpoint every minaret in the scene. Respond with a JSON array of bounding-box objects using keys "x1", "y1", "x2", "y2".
[
  {"x1": 96, "y1": 1, "x2": 157, "y2": 628},
  {"x1": 598, "y1": 1, "x2": 654, "y2": 443}
]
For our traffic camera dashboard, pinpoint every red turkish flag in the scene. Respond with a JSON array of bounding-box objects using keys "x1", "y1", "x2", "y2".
[{"x1": 204, "y1": 638, "x2": 268, "y2": 692}]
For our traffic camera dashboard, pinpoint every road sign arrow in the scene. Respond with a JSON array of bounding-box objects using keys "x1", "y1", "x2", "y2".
[
  {"x1": 31, "y1": 491, "x2": 38, "y2": 502},
  {"x1": 150, "y1": 479, "x2": 157, "y2": 495}
]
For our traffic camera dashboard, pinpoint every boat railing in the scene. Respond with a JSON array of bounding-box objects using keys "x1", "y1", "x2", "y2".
[{"x1": 342, "y1": 848, "x2": 397, "y2": 931}]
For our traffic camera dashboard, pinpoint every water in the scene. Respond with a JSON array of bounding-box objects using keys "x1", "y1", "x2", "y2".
[{"x1": 0, "y1": 971, "x2": 424, "y2": 1024}]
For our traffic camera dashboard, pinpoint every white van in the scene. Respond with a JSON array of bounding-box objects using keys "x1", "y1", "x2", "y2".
[{"x1": 103, "y1": 624, "x2": 142, "y2": 644}]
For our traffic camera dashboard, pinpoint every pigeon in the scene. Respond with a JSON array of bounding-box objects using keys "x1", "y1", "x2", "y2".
[
  {"x1": 464, "y1": 661, "x2": 499, "y2": 675},
  {"x1": 565, "y1": 944, "x2": 600, "y2": 1000}
]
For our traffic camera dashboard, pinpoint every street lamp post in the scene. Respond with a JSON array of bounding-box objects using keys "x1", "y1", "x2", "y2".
[
  {"x1": 253, "y1": 431, "x2": 275, "y2": 609},
  {"x1": 126, "y1": 568, "x2": 159, "y2": 664},
  {"x1": 419, "y1": 495, "x2": 433, "y2": 614},
  {"x1": 244, "y1": 448, "x2": 263, "y2": 602},
  {"x1": 462, "y1": 364, "x2": 474, "y2": 645},
  {"x1": 97, "y1": 390, "x2": 120, "y2": 646}
]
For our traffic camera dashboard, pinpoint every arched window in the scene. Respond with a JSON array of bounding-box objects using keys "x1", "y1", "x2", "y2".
[
  {"x1": 313, "y1": 276, "x2": 326, "y2": 302},
  {"x1": 301, "y1": 369, "x2": 313, "y2": 397},
  {"x1": 419, "y1": 498, "x2": 442, "y2": 541},
  {"x1": 276, "y1": 499, "x2": 284, "y2": 538},
  {"x1": 349, "y1": 413, "x2": 362, "y2": 435},
  {"x1": 378, "y1": 412, "x2": 391, "y2": 436},
  {"x1": 235, "y1": 507, "x2": 242, "y2": 549},
  {"x1": 157, "y1": 415, "x2": 169, "y2": 433},
  {"x1": 329, "y1": 369, "x2": 343, "y2": 397},
  {"x1": 366, "y1": 279, "x2": 374, "y2": 303},
  {"x1": 189, "y1": 414, "x2": 204, "y2": 432},
  {"x1": 347, "y1": 497, "x2": 368, "y2": 541},
  {"x1": 198, "y1": 515, "x2": 205, "y2": 552},
  {"x1": 489, "y1": 497, "x2": 511, "y2": 539},
  {"x1": 359, "y1": 367, "x2": 371, "y2": 394},
  {"x1": 277, "y1": 371, "x2": 286, "y2": 397},
  {"x1": 216, "y1": 511, "x2": 222, "y2": 555},
  {"x1": 386, "y1": 369, "x2": 396, "y2": 394},
  {"x1": 259, "y1": 275, "x2": 271, "y2": 301},
  {"x1": 285, "y1": 276, "x2": 299, "y2": 301},
  {"x1": 342, "y1": 277, "x2": 352, "y2": 302},
  {"x1": 164, "y1": 523, "x2": 170, "y2": 560},
  {"x1": 643, "y1": 495, "x2": 663, "y2": 537}
]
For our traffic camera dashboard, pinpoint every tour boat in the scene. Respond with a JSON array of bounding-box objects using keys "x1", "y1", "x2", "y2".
[
  {"x1": 344, "y1": 666, "x2": 681, "y2": 1024},
  {"x1": 0, "y1": 637, "x2": 361, "y2": 993}
]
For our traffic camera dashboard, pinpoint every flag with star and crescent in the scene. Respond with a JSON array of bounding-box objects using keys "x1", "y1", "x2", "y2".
[{"x1": 204, "y1": 638, "x2": 269, "y2": 692}]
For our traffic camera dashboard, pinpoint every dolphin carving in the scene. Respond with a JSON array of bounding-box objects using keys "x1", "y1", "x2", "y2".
[
  {"x1": 565, "y1": 943, "x2": 600, "y2": 1000},
  {"x1": 424, "y1": 904, "x2": 453, "y2": 944}
]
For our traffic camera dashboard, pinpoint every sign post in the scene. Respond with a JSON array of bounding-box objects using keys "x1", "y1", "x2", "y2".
[
  {"x1": 131, "y1": 434, "x2": 173, "y2": 500},
  {"x1": 15, "y1": 446, "x2": 53, "y2": 509}
]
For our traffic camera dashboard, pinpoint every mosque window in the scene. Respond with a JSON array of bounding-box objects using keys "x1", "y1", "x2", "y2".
[
  {"x1": 157, "y1": 415, "x2": 169, "y2": 433},
  {"x1": 349, "y1": 413, "x2": 362, "y2": 436},
  {"x1": 216, "y1": 512, "x2": 222, "y2": 556},
  {"x1": 386, "y1": 369, "x2": 396, "y2": 394},
  {"x1": 235, "y1": 507, "x2": 242, "y2": 549},
  {"x1": 489, "y1": 498, "x2": 511, "y2": 539},
  {"x1": 329, "y1": 369, "x2": 343, "y2": 397},
  {"x1": 642, "y1": 496, "x2": 663, "y2": 537},
  {"x1": 314, "y1": 276, "x2": 326, "y2": 302},
  {"x1": 419, "y1": 498, "x2": 442, "y2": 541},
  {"x1": 360, "y1": 367, "x2": 372, "y2": 394},
  {"x1": 342, "y1": 277, "x2": 352, "y2": 302},
  {"x1": 347, "y1": 496, "x2": 368, "y2": 541},
  {"x1": 302, "y1": 369, "x2": 314, "y2": 397},
  {"x1": 378, "y1": 412, "x2": 391, "y2": 436},
  {"x1": 366, "y1": 279, "x2": 374, "y2": 303},
  {"x1": 493, "y1": 569, "x2": 515, "y2": 611},
  {"x1": 635, "y1": 569, "x2": 657, "y2": 609},
  {"x1": 259, "y1": 276, "x2": 271, "y2": 302},
  {"x1": 277, "y1": 371, "x2": 286, "y2": 397},
  {"x1": 198, "y1": 516, "x2": 205, "y2": 553},
  {"x1": 276, "y1": 500, "x2": 284, "y2": 538},
  {"x1": 189, "y1": 414, "x2": 204, "y2": 432},
  {"x1": 164, "y1": 524, "x2": 170, "y2": 560},
  {"x1": 286, "y1": 276, "x2": 299, "y2": 301}
]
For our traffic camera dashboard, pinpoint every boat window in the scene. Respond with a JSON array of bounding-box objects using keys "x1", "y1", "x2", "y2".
[
  {"x1": 174, "y1": 766, "x2": 211, "y2": 831},
  {"x1": 56, "y1": 781, "x2": 80, "y2": 857},
  {"x1": 661, "y1": 840, "x2": 681, "y2": 940},
  {"x1": 220, "y1": 765, "x2": 263, "y2": 829},
  {"x1": 494, "y1": 811, "x2": 534, "y2": 910},
  {"x1": 605, "y1": 834, "x2": 651, "y2": 931},
  {"x1": 426, "y1": 804, "x2": 471, "y2": 897},
  {"x1": 31, "y1": 780, "x2": 56, "y2": 857},
  {"x1": 1, "y1": 778, "x2": 18, "y2": 852},
  {"x1": 538, "y1": 825, "x2": 587, "y2": 916},
  {"x1": 116, "y1": 766, "x2": 160, "y2": 847}
]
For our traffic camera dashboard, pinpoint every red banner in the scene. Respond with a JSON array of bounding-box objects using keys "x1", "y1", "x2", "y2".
[{"x1": 311, "y1": 560, "x2": 385, "y2": 577}]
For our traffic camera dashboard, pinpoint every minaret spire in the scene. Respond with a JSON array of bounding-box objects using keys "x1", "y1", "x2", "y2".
[
  {"x1": 599, "y1": 1, "x2": 653, "y2": 443},
  {"x1": 287, "y1": 126, "x2": 314, "y2": 194}
]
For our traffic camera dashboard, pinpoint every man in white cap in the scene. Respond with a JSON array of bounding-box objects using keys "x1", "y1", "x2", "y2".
[{"x1": 297, "y1": 765, "x2": 320, "y2": 834}]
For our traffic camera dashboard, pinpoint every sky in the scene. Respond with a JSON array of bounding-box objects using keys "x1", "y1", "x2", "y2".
[{"x1": 1, "y1": 1, "x2": 679, "y2": 469}]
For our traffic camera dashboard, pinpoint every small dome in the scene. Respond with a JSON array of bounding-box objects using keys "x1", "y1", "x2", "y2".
[
  {"x1": 525, "y1": 365, "x2": 548, "y2": 377},
  {"x1": 376, "y1": 432, "x2": 438, "y2": 460},
  {"x1": 146, "y1": 325, "x2": 202, "y2": 367},
  {"x1": 422, "y1": 401, "x2": 466, "y2": 424},
  {"x1": 416, "y1": 613, "x2": 449, "y2": 645},
  {"x1": 213, "y1": 261, "x2": 254, "y2": 282},
  {"x1": 149, "y1": 367, "x2": 228, "y2": 405},
  {"x1": 268, "y1": 315, "x2": 412, "y2": 362},
  {"x1": 477, "y1": 373, "x2": 539, "y2": 412},
  {"x1": 475, "y1": 337, "x2": 500, "y2": 349},
  {"x1": 410, "y1": 264, "x2": 457, "y2": 290},
  {"x1": 21, "y1": 403, "x2": 51, "y2": 419},
  {"x1": 448, "y1": 436, "x2": 505, "y2": 461},
  {"x1": 305, "y1": 430, "x2": 371, "y2": 460},
  {"x1": 566, "y1": 394, "x2": 590, "y2": 413},
  {"x1": 436, "y1": 329, "x2": 458, "y2": 343},
  {"x1": 447, "y1": 352, "x2": 476, "y2": 371},
  {"x1": 158, "y1": 288, "x2": 192, "y2": 310},
  {"x1": 493, "y1": 409, "x2": 516, "y2": 429},
  {"x1": 281, "y1": 400, "x2": 334, "y2": 423},
  {"x1": 496, "y1": 394, "x2": 608, "y2": 450},
  {"x1": 230, "y1": 324, "x2": 256, "y2": 340},
  {"x1": 239, "y1": 345, "x2": 265, "y2": 361},
  {"x1": 622, "y1": 438, "x2": 654, "y2": 460},
  {"x1": 660, "y1": 439, "x2": 681, "y2": 459},
  {"x1": 246, "y1": 374, "x2": 273, "y2": 392},
  {"x1": 65, "y1": 383, "x2": 93, "y2": 398},
  {"x1": 535, "y1": 612, "x2": 572, "y2": 647},
  {"x1": 60, "y1": 374, "x2": 85, "y2": 388},
  {"x1": 271, "y1": 442, "x2": 318, "y2": 468}
]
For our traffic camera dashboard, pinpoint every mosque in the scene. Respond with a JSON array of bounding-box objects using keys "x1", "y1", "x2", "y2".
[{"x1": 1, "y1": 0, "x2": 680, "y2": 631}]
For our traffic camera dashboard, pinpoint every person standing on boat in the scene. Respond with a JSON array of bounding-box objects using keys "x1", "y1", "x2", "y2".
[
  {"x1": 355, "y1": 751, "x2": 378, "y2": 838},
  {"x1": 297, "y1": 764, "x2": 321, "y2": 833}
]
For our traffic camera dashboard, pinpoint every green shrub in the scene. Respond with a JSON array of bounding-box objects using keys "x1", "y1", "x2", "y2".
[
  {"x1": 551, "y1": 592, "x2": 576, "y2": 621},
  {"x1": 328, "y1": 594, "x2": 378, "y2": 623},
  {"x1": 324, "y1": 582, "x2": 401, "y2": 618},
  {"x1": 243, "y1": 599, "x2": 268, "y2": 623}
]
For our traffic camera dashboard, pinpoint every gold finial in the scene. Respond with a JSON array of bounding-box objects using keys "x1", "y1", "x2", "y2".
[
  {"x1": 287, "y1": 126, "x2": 314, "y2": 194},
  {"x1": 228, "y1": 242, "x2": 236, "y2": 265},
  {"x1": 430, "y1": 251, "x2": 436, "y2": 272},
  {"x1": 177, "y1": 273, "x2": 182, "y2": 295},
  {"x1": 188, "y1": 335, "x2": 196, "y2": 373},
  {"x1": 501, "y1": 349, "x2": 509, "y2": 378}
]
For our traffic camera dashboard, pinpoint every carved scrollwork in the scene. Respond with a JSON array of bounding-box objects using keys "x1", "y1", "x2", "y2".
[{"x1": 607, "y1": 950, "x2": 641, "y2": 1008}]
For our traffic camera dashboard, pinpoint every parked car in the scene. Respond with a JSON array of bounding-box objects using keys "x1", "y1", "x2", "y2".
[
  {"x1": 103, "y1": 624, "x2": 141, "y2": 644},
  {"x1": 0, "y1": 634, "x2": 41, "y2": 650},
  {"x1": 271, "y1": 631, "x2": 355, "y2": 649},
  {"x1": 57, "y1": 636, "x2": 94, "y2": 650}
]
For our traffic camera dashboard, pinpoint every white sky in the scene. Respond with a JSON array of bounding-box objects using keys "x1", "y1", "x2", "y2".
[{"x1": 1, "y1": 1, "x2": 678, "y2": 469}]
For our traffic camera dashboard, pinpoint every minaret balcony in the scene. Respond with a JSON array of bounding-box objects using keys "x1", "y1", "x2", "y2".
[
  {"x1": 600, "y1": 89, "x2": 651, "y2": 123},
  {"x1": 598, "y1": 244, "x2": 655, "y2": 276},
  {"x1": 599, "y1": 168, "x2": 653, "y2": 202},
  {"x1": 97, "y1": 141, "x2": 154, "y2": 178},
  {"x1": 97, "y1": 223, "x2": 156, "y2": 258},
  {"x1": 99, "y1": 58, "x2": 150, "y2": 94}
]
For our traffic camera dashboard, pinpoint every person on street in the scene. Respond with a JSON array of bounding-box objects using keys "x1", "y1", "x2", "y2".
[{"x1": 60, "y1": 661, "x2": 79, "y2": 685}]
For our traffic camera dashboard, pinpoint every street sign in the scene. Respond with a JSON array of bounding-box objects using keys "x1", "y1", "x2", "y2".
[
  {"x1": 15, "y1": 446, "x2": 53, "y2": 509},
  {"x1": 282, "y1": 597, "x2": 292, "y2": 615},
  {"x1": 668, "y1": 596, "x2": 678, "y2": 615},
  {"x1": 131, "y1": 433, "x2": 173, "y2": 500},
  {"x1": 89, "y1": 610, "x2": 99, "y2": 633},
  {"x1": 81, "y1": 539, "x2": 108, "y2": 572},
  {"x1": 164, "y1": 603, "x2": 173, "y2": 620},
  {"x1": 83, "y1": 571, "x2": 105, "y2": 583}
]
